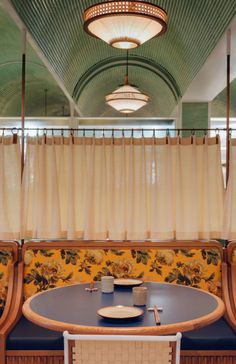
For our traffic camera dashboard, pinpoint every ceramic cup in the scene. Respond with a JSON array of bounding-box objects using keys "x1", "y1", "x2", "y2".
[
  {"x1": 132, "y1": 286, "x2": 148, "y2": 306},
  {"x1": 101, "y1": 276, "x2": 114, "y2": 293}
]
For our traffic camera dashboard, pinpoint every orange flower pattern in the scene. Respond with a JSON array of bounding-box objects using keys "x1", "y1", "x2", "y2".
[
  {"x1": 23, "y1": 248, "x2": 222, "y2": 299},
  {"x1": 0, "y1": 249, "x2": 13, "y2": 315}
]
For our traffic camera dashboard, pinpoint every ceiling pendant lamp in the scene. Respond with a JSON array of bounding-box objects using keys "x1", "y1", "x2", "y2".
[
  {"x1": 83, "y1": 1, "x2": 168, "y2": 49},
  {"x1": 105, "y1": 51, "x2": 149, "y2": 113}
]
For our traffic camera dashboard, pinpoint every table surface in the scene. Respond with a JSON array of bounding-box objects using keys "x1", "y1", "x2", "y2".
[{"x1": 23, "y1": 282, "x2": 225, "y2": 335}]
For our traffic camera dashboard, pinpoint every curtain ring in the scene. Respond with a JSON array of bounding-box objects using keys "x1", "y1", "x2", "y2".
[
  {"x1": 12, "y1": 128, "x2": 18, "y2": 144},
  {"x1": 43, "y1": 128, "x2": 47, "y2": 143},
  {"x1": 1, "y1": 128, "x2": 5, "y2": 143},
  {"x1": 11, "y1": 127, "x2": 18, "y2": 135},
  {"x1": 112, "y1": 128, "x2": 114, "y2": 144},
  {"x1": 70, "y1": 128, "x2": 74, "y2": 144}
]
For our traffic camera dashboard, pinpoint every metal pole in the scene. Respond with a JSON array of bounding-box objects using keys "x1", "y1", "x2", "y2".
[
  {"x1": 21, "y1": 28, "x2": 26, "y2": 180},
  {"x1": 226, "y1": 29, "x2": 231, "y2": 185}
]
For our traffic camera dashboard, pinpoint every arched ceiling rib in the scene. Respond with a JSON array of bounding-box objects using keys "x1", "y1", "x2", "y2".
[
  {"x1": 5, "y1": 0, "x2": 236, "y2": 116},
  {"x1": 79, "y1": 65, "x2": 177, "y2": 117},
  {"x1": 73, "y1": 55, "x2": 181, "y2": 103}
]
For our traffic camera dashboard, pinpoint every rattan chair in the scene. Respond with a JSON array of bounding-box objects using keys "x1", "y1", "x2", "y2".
[{"x1": 63, "y1": 331, "x2": 182, "y2": 364}]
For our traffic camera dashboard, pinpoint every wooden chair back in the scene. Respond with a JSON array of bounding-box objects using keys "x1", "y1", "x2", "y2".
[{"x1": 63, "y1": 332, "x2": 182, "y2": 364}]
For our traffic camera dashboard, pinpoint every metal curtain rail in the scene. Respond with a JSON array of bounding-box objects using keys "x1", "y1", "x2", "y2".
[{"x1": 0, "y1": 127, "x2": 235, "y2": 132}]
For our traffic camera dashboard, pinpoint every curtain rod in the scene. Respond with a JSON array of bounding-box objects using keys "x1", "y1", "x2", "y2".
[{"x1": 1, "y1": 127, "x2": 235, "y2": 132}]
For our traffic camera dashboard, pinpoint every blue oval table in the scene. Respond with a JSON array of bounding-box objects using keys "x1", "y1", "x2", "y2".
[{"x1": 23, "y1": 282, "x2": 225, "y2": 335}]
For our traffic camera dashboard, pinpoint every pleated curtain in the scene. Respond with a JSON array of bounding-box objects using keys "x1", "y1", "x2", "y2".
[
  {"x1": 0, "y1": 135, "x2": 21, "y2": 239},
  {"x1": 21, "y1": 134, "x2": 224, "y2": 240},
  {"x1": 223, "y1": 138, "x2": 236, "y2": 239}
]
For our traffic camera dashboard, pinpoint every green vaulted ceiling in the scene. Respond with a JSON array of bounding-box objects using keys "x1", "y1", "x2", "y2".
[
  {"x1": 0, "y1": 1, "x2": 69, "y2": 117},
  {"x1": 2, "y1": 0, "x2": 236, "y2": 117}
]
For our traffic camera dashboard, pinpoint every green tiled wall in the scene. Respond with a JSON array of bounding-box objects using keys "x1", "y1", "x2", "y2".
[{"x1": 182, "y1": 102, "x2": 208, "y2": 136}]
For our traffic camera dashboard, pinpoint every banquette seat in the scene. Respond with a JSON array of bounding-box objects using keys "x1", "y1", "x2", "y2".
[{"x1": 1, "y1": 240, "x2": 236, "y2": 364}]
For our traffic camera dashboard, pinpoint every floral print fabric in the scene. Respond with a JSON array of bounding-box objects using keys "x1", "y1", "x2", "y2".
[
  {"x1": 0, "y1": 249, "x2": 13, "y2": 315},
  {"x1": 232, "y1": 248, "x2": 236, "y2": 263},
  {"x1": 23, "y1": 248, "x2": 222, "y2": 300}
]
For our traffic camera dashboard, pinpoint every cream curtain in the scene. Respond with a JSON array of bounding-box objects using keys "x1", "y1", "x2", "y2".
[
  {"x1": 223, "y1": 138, "x2": 236, "y2": 239},
  {"x1": 0, "y1": 135, "x2": 21, "y2": 239},
  {"x1": 21, "y1": 135, "x2": 224, "y2": 240}
]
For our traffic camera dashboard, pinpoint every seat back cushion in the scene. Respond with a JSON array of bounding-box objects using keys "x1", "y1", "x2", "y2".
[
  {"x1": 23, "y1": 243, "x2": 222, "y2": 300},
  {"x1": 0, "y1": 248, "x2": 13, "y2": 315},
  {"x1": 232, "y1": 244, "x2": 236, "y2": 263}
]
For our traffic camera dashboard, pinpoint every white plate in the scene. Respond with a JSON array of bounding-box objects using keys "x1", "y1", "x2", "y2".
[
  {"x1": 97, "y1": 305, "x2": 143, "y2": 319},
  {"x1": 114, "y1": 278, "x2": 143, "y2": 287}
]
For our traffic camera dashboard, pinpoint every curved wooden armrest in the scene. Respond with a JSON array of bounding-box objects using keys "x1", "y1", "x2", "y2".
[
  {"x1": 221, "y1": 262, "x2": 236, "y2": 331},
  {"x1": 0, "y1": 261, "x2": 24, "y2": 336},
  {"x1": 228, "y1": 263, "x2": 236, "y2": 315}
]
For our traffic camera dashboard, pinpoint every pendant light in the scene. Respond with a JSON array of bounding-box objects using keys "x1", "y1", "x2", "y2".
[
  {"x1": 83, "y1": 1, "x2": 168, "y2": 49},
  {"x1": 105, "y1": 51, "x2": 149, "y2": 113}
]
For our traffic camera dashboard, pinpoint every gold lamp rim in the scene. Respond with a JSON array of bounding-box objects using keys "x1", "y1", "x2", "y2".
[
  {"x1": 105, "y1": 92, "x2": 150, "y2": 102},
  {"x1": 83, "y1": 1, "x2": 168, "y2": 45}
]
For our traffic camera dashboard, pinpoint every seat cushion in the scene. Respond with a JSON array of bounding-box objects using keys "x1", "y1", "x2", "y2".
[
  {"x1": 181, "y1": 318, "x2": 236, "y2": 350},
  {"x1": 7, "y1": 316, "x2": 63, "y2": 350},
  {"x1": 7, "y1": 316, "x2": 236, "y2": 351}
]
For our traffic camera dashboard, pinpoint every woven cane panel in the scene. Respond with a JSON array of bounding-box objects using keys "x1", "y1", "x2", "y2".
[{"x1": 73, "y1": 341, "x2": 173, "y2": 364}]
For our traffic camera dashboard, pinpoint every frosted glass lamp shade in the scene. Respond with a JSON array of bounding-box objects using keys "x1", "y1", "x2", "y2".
[
  {"x1": 105, "y1": 84, "x2": 149, "y2": 113},
  {"x1": 84, "y1": 1, "x2": 167, "y2": 49}
]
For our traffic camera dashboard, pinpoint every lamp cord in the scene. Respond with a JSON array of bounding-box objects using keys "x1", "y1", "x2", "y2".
[{"x1": 125, "y1": 50, "x2": 129, "y2": 84}]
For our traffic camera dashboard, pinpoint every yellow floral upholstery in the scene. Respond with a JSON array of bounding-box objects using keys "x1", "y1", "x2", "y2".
[
  {"x1": 23, "y1": 247, "x2": 222, "y2": 300},
  {"x1": 232, "y1": 249, "x2": 236, "y2": 263},
  {"x1": 0, "y1": 249, "x2": 13, "y2": 315}
]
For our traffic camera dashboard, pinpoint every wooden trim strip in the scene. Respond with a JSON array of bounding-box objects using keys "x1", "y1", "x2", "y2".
[
  {"x1": 221, "y1": 262, "x2": 236, "y2": 331},
  {"x1": 6, "y1": 350, "x2": 64, "y2": 356},
  {"x1": 226, "y1": 242, "x2": 236, "y2": 328},
  {"x1": 5, "y1": 349, "x2": 236, "y2": 357},
  {"x1": 0, "y1": 261, "x2": 24, "y2": 337},
  {"x1": 181, "y1": 350, "x2": 236, "y2": 356},
  {"x1": 22, "y1": 240, "x2": 224, "y2": 257},
  {"x1": 226, "y1": 241, "x2": 236, "y2": 264}
]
